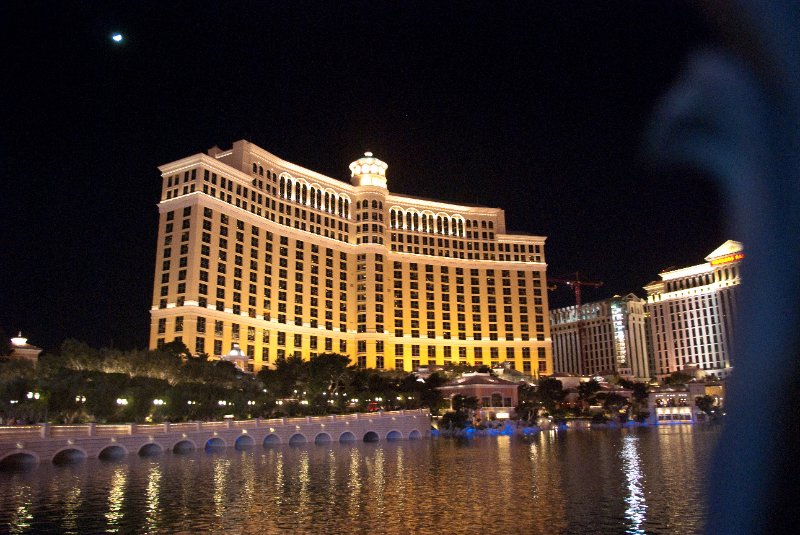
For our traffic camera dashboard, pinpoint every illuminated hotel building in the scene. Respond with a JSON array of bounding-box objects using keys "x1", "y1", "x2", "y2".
[
  {"x1": 148, "y1": 140, "x2": 552, "y2": 376},
  {"x1": 644, "y1": 240, "x2": 743, "y2": 380},
  {"x1": 549, "y1": 294, "x2": 650, "y2": 381}
]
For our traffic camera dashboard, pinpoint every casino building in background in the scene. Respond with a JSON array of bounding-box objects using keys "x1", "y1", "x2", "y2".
[
  {"x1": 644, "y1": 240, "x2": 743, "y2": 380},
  {"x1": 549, "y1": 294, "x2": 650, "y2": 381},
  {"x1": 149, "y1": 140, "x2": 552, "y2": 375}
]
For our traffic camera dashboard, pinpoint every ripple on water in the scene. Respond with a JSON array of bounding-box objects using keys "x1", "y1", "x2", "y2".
[{"x1": 0, "y1": 426, "x2": 720, "y2": 534}]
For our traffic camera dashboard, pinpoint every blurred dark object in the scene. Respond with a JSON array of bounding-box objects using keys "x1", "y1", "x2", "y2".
[{"x1": 647, "y1": 2, "x2": 800, "y2": 534}]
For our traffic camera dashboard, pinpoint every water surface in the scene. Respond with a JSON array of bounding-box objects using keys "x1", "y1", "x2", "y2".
[{"x1": 0, "y1": 425, "x2": 719, "y2": 534}]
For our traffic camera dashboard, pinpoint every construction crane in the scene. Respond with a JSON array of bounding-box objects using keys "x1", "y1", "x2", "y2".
[
  {"x1": 548, "y1": 272, "x2": 603, "y2": 308},
  {"x1": 548, "y1": 272, "x2": 603, "y2": 376}
]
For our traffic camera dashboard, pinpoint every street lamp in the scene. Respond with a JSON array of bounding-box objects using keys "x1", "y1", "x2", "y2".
[
  {"x1": 116, "y1": 398, "x2": 128, "y2": 406},
  {"x1": 75, "y1": 395, "x2": 86, "y2": 403},
  {"x1": 27, "y1": 391, "x2": 40, "y2": 400},
  {"x1": 153, "y1": 399, "x2": 165, "y2": 406}
]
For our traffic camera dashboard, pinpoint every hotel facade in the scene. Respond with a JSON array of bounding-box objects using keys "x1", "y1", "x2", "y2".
[
  {"x1": 549, "y1": 293, "x2": 650, "y2": 381},
  {"x1": 149, "y1": 140, "x2": 552, "y2": 376},
  {"x1": 644, "y1": 240, "x2": 743, "y2": 380}
]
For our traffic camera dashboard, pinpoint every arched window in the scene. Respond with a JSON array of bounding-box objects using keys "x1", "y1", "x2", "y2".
[
  {"x1": 286, "y1": 179, "x2": 293, "y2": 199},
  {"x1": 406, "y1": 212, "x2": 412, "y2": 230},
  {"x1": 372, "y1": 199, "x2": 378, "y2": 209},
  {"x1": 344, "y1": 199, "x2": 350, "y2": 218},
  {"x1": 259, "y1": 165, "x2": 263, "y2": 176},
  {"x1": 390, "y1": 210, "x2": 396, "y2": 228},
  {"x1": 325, "y1": 192, "x2": 330, "y2": 211},
  {"x1": 413, "y1": 213, "x2": 419, "y2": 230},
  {"x1": 356, "y1": 200, "x2": 361, "y2": 210},
  {"x1": 443, "y1": 218, "x2": 449, "y2": 235},
  {"x1": 316, "y1": 189, "x2": 322, "y2": 208},
  {"x1": 309, "y1": 187, "x2": 316, "y2": 208},
  {"x1": 280, "y1": 177, "x2": 286, "y2": 198},
  {"x1": 301, "y1": 184, "x2": 308, "y2": 204},
  {"x1": 338, "y1": 197, "x2": 343, "y2": 217},
  {"x1": 379, "y1": 201, "x2": 383, "y2": 210},
  {"x1": 295, "y1": 182, "x2": 301, "y2": 202},
  {"x1": 252, "y1": 163, "x2": 258, "y2": 173}
]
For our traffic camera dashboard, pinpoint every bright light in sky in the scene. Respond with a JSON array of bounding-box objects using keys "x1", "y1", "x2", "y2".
[{"x1": 112, "y1": 33, "x2": 123, "y2": 43}]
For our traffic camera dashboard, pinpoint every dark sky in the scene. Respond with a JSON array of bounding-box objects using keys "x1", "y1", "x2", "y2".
[{"x1": 1, "y1": 1, "x2": 726, "y2": 352}]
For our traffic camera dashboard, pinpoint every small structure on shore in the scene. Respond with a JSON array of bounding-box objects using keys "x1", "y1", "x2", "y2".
[
  {"x1": 7, "y1": 333, "x2": 43, "y2": 365},
  {"x1": 221, "y1": 343, "x2": 249, "y2": 371},
  {"x1": 438, "y1": 372, "x2": 519, "y2": 420}
]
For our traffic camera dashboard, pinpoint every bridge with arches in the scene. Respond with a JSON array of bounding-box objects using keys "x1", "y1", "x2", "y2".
[{"x1": 0, "y1": 409, "x2": 428, "y2": 470}]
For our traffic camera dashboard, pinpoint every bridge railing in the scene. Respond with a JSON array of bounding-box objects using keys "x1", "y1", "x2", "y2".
[
  {"x1": 0, "y1": 425, "x2": 41, "y2": 440},
  {"x1": 0, "y1": 409, "x2": 430, "y2": 440}
]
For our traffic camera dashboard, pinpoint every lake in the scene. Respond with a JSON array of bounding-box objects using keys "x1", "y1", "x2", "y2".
[{"x1": 0, "y1": 425, "x2": 719, "y2": 534}]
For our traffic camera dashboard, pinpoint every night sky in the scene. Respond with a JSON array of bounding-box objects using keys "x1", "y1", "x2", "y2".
[{"x1": 1, "y1": 2, "x2": 726, "y2": 352}]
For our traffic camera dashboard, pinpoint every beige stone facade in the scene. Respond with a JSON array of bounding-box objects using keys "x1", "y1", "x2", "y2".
[
  {"x1": 149, "y1": 140, "x2": 552, "y2": 376},
  {"x1": 644, "y1": 240, "x2": 742, "y2": 380}
]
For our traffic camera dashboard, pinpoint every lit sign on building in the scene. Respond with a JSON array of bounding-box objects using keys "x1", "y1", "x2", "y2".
[
  {"x1": 611, "y1": 302, "x2": 627, "y2": 367},
  {"x1": 709, "y1": 253, "x2": 744, "y2": 266}
]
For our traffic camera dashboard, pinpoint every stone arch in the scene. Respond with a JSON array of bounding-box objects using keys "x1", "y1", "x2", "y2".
[
  {"x1": 235, "y1": 434, "x2": 256, "y2": 450},
  {"x1": 98, "y1": 444, "x2": 128, "y2": 461},
  {"x1": 324, "y1": 190, "x2": 335, "y2": 212},
  {"x1": 363, "y1": 431, "x2": 379, "y2": 443},
  {"x1": 263, "y1": 434, "x2": 281, "y2": 447},
  {"x1": 339, "y1": 194, "x2": 352, "y2": 218},
  {"x1": 386, "y1": 430, "x2": 403, "y2": 441},
  {"x1": 314, "y1": 432, "x2": 332, "y2": 445},
  {"x1": 52, "y1": 446, "x2": 88, "y2": 465},
  {"x1": 138, "y1": 443, "x2": 163, "y2": 457},
  {"x1": 0, "y1": 450, "x2": 39, "y2": 470},
  {"x1": 408, "y1": 429, "x2": 422, "y2": 440},
  {"x1": 289, "y1": 433, "x2": 307, "y2": 446},
  {"x1": 172, "y1": 439, "x2": 196, "y2": 454},
  {"x1": 338, "y1": 431, "x2": 357, "y2": 443},
  {"x1": 205, "y1": 437, "x2": 226, "y2": 451},
  {"x1": 310, "y1": 183, "x2": 323, "y2": 208},
  {"x1": 452, "y1": 215, "x2": 465, "y2": 237}
]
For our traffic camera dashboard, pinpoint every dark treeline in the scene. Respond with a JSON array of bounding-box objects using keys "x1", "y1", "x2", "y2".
[{"x1": 0, "y1": 340, "x2": 450, "y2": 424}]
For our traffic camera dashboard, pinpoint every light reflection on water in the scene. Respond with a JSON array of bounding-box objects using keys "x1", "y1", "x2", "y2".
[
  {"x1": 105, "y1": 466, "x2": 126, "y2": 532},
  {"x1": 621, "y1": 434, "x2": 646, "y2": 534},
  {"x1": 0, "y1": 426, "x2": 720, "y2": 534}
]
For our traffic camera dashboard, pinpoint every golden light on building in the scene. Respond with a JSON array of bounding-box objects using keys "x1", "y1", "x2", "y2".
[{"x1": 149, "y1": 140, "x2": 552, "y2": 376}]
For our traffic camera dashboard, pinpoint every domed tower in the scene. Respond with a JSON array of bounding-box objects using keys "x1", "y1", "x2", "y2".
[
  {"x1": 349, "y1": 152, "x2": 388, "y2": 189},
  {"x1": 349, "y1": 152, "x2": 389, "y2": 247},
  {"x1": 349, "y1": 153, "x2": 390, "y2": 371}
]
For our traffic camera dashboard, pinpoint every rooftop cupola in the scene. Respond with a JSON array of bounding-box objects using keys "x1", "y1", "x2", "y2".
[{"x1": 349, "y1": 152, "x2": 388, "y2": 188}]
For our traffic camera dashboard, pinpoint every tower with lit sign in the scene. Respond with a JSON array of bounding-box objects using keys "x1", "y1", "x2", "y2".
[
  {"x1": 550, "y1": 294, "x2": 650, "y2": 380},
  {"x1": 644, "y1": 240, "x2": 743, "y2": 380}
]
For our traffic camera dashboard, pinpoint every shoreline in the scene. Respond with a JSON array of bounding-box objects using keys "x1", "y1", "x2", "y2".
[{"x1": 433, "y1": 417, "x2": 722, "y2": 438}]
